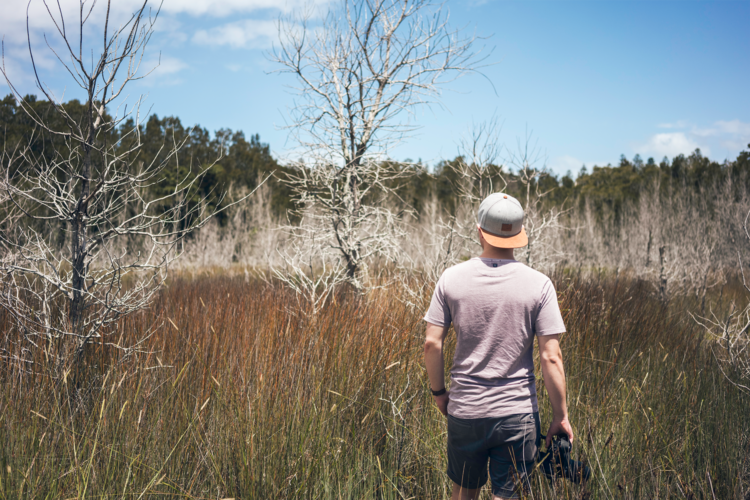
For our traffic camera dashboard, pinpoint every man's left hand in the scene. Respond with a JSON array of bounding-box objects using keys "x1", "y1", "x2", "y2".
[{"x1": 433, "y1": 391, "x2": 449, "y2": 416}]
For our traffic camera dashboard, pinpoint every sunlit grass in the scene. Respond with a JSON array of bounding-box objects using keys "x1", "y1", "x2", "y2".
[{"x1": 0, "y1": 273, "x2": 748, "y2": 498}]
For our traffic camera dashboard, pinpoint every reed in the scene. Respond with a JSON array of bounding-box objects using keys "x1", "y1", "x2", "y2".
[{"x1": 0, "y1": 273, "x2": 748, "y2": 499}]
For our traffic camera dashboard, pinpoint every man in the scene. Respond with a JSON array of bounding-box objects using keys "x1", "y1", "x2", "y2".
[{"x1": 423, "y1": 193, "x2": 574, "y2": 500}]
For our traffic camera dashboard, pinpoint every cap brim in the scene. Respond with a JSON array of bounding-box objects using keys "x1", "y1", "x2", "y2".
[{"x1": 480, "y1": 226, "x2": 528, "y2": 249}]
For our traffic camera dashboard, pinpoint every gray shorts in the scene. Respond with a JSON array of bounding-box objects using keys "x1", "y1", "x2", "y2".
[{"x1": 446, "y1": 412, "x2": 541, "y2": 499}]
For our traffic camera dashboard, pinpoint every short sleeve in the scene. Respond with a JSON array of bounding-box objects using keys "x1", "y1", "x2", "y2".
[
  {"x1": 535, "y1": 279, "x2": 566, "y2": 336},
  {"x1": 423, "y1": 272, "x2": 452, "y2": 327}
]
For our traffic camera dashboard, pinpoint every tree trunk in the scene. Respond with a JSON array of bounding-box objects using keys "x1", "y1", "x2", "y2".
[
  {"x1": 70, "y1": 103, "x2": 93, "y2": 333},
  {"x1": 342, "y1": 160, "x2": 361, "y2": 280},
  {"x1": 659, "y1": 245, "x2": 668, "y2": 303}
]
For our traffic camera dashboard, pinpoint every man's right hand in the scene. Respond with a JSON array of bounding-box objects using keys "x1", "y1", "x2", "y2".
[{"x1": 545, "y1": 417, "x2": 574, "y2": 447}]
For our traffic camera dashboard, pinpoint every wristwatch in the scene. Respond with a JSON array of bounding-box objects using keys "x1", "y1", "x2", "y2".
[{"x1": 431, "y1": 387, "x2": 446, "y2": 396}]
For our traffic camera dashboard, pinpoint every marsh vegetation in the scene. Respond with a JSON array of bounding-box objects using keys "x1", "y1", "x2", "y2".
[
  {"x1": 2, "y1": 1, "x2": 750, "y2": 498},
  {"x1": 1, "y1": 271, "x2": 749, "y2": 499}
]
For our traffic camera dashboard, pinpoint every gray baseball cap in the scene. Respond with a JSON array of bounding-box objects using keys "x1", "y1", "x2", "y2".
[{"x1": 477, "y1": 193, "x2": 528, "y2": 248}]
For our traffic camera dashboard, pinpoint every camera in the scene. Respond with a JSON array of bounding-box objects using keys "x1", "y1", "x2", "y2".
[{"x1": 539, "y1": 433, "x2": 591, "y2": 484}]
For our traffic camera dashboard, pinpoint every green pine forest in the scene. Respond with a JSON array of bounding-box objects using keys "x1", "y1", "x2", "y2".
[{"x1": 4, "y1": 94, "x2": 749, "y2": 227}]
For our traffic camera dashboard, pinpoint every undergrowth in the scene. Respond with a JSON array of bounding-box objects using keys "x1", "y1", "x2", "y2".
[{"x1": 1, "y1": 273, "x2": 748, "y2": 499}]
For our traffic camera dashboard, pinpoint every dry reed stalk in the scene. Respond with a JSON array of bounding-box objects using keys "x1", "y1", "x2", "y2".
[{"x1": 0, "y1": 273, "x2": 748, "y2": 498}]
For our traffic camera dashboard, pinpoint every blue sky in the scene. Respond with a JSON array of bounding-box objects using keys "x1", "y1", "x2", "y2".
[{"x1": 2, "y1": 0, "x2": 748, "y2": 175}]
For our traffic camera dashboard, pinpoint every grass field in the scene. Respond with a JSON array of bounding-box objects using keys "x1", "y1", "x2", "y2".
[{"x1": 1, "y1": 271, "x2": 749, "y2": 499}]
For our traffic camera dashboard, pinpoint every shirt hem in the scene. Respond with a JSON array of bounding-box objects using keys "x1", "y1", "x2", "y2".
[
  {"x1": 535, "y1": 329, "x2": 566, "y2": 336},
  {"x1": 447, "y1": 398, "x2": 539, "y2": 420},
  {"x1": 423, "y1": 316, "x2": 446, "y2": 326}
]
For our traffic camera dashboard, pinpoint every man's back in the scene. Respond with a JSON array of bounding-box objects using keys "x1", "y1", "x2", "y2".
[
  {"x1": 423, "y1": 192, "x2": 573, "y2": 500},
  {"x1": 424, "y1": 257, "x2": 565, "y2": 418}
]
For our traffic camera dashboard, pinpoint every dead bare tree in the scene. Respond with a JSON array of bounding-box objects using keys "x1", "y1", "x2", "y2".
[
  {"x1": 395, "y1": 118, "x2": 503, "y2": 308},
  {"x1": 272, "y1": 0, "x2": 486, "y2": 287},
  {"x1": 175, "y1": 180, "x2": 283, "y2": 270},
  {"x1": 446, "y1": 116, "x2": 507, "y2": 250},
  {"x1": 451, "y1": 115, "x2": 506, "y2": 206},
  {"x1": 693, "y1": 210, "x2": 750, "y2": 395},
  {"x1": 0, "y1": 146, "x2": 22, "y2": 235},
  {"x1": 506, "y1": 130, "x2": 567, "y2": 270},
  {"x1": 395, "y1": 191, "x2": 460, "y2": 309},
  {"x1": 0, "y1": 0, "x2": 264, "y2": 371},
  {"x1": 273, "y1": 223, "x2": 348, "y2": 316}
]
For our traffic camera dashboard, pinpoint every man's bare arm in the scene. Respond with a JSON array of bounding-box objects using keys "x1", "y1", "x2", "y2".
[
  {"x1": 424, "y1": 322, "x2": 450, "y2": 416},
  {"x1": 538, "y1": 334, "x2": 574, "y2": 446}
]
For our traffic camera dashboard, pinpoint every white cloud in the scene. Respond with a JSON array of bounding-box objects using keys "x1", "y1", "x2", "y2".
[
  {"x1": 0, "y1": 0, "x2": 329, "y2": 89},
  {"x1": 690, "y1": 126, "x2": 715, "y2": 138},
  {"x1": 550, "y1": 155, "x2": 585, "y2": 173},
  {"x1": 1, "y1": 1, "x2": 150, "y2": 46},
  {"x1": 148, "y1": 56, "x2": 189, "y2": 77},
  {"x1": 721, "y1": 138, "x2": 749, "y2": 151},
  {"x1": 151, "y1": 16, "x2": 189, "y2": 46},
  {"x1": 160, "y1": 0, "x2": 328, "y2": 17},
  {"x1": 0, "y1": 0, "x2": 162, "y2": 93},
  {"x1": 193, "y1": 19, "x2": 278, "y2": 49},
  {"x1": 0, "y1": 0, "x2": 329, "y2": 47},
  {"x1": 0, "y1": 52, "x2": 36, "y2": 88},
  {"x1": 657, "y1": 120, "x2": 688, "y2": 129},
  {"x1": 639, "y1": 132, "x2": 707, "y2": 158},
  {"x1": 640, "y1": 120, "x2": 750, "y2": 160},
  {"x1": 659, "y1": 119, "x2": 750, "y2": 140},
  {"x1": 134, "y1": 56, "x2": 188, "y2": 87},
  {"x1": 716, "y1": 119, "x2": 750, "y2": 137}
]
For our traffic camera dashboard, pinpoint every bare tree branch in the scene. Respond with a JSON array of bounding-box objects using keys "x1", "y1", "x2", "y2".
[
  {"x1": 692, "y1": 210, "x2": 750, "y2": 394},
  {"x1": 0, "y1": 0, "x2": 266, "y2": 372},
  {"x1": 271, "y1": 0, "x2": 488, "y2": 287}
]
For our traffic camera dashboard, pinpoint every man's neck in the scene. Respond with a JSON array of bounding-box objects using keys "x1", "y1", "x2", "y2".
[{"x1": 479, "y1": 246, "x2": 515, "y2": 260}]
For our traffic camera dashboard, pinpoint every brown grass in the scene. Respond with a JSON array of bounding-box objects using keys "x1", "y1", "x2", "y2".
[{"x1": 1, "y1": 272, "x2": 748, "y2": 499}]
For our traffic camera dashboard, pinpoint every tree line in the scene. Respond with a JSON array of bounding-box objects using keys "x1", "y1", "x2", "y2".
[
  {"x1": 3, "y1": 94, "x2": 749, "y2": 227},
  {"x1": 0, "y1": 94, "x2": 295, "y2": 222},
  {"x1": 399, "y1": 149, "x2": 750, "y2": 223}
]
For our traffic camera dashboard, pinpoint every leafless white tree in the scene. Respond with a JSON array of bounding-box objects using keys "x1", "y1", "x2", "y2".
[
  {"x1": 446, "y1": 116, "x2": 507, "y2": 252},
  {"x1": 175, "y1": 180, "x2": 283, "y2": 270},
  {"x1": 395, "y1": 191, "x2": 462, "y2": 309},
  {"x1": 272, "y1": 0, "x2": 487, "y2": 287},
  {"x1": 692, "y1": 211, "x2": 750, "y2": 394},
  {"x1": 0, "y1": 0, "x2": 264, "y2": 369},
  {"x1": 506, "y1": 131, "x2": 568, "y2": 270},
  {"x1": 394, "y1": 119, "x2": 504, "y2": 307},
  {"x1": 0, "y1": 150, "x2": 22, "y2": 233},
  {"x1": 273, "y1": 223, "x2": 349, "y2": 316},
  {"x1": 569, "y1": 174, "x2": 746, "y2": 294},
  {"x1": 451, "y1": 115, "x2": 506, "y2": 206}
]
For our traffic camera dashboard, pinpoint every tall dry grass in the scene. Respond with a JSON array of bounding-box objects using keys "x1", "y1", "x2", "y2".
[{"x1": 1, "y1": 272, "x2": 748, "y2": 499}]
